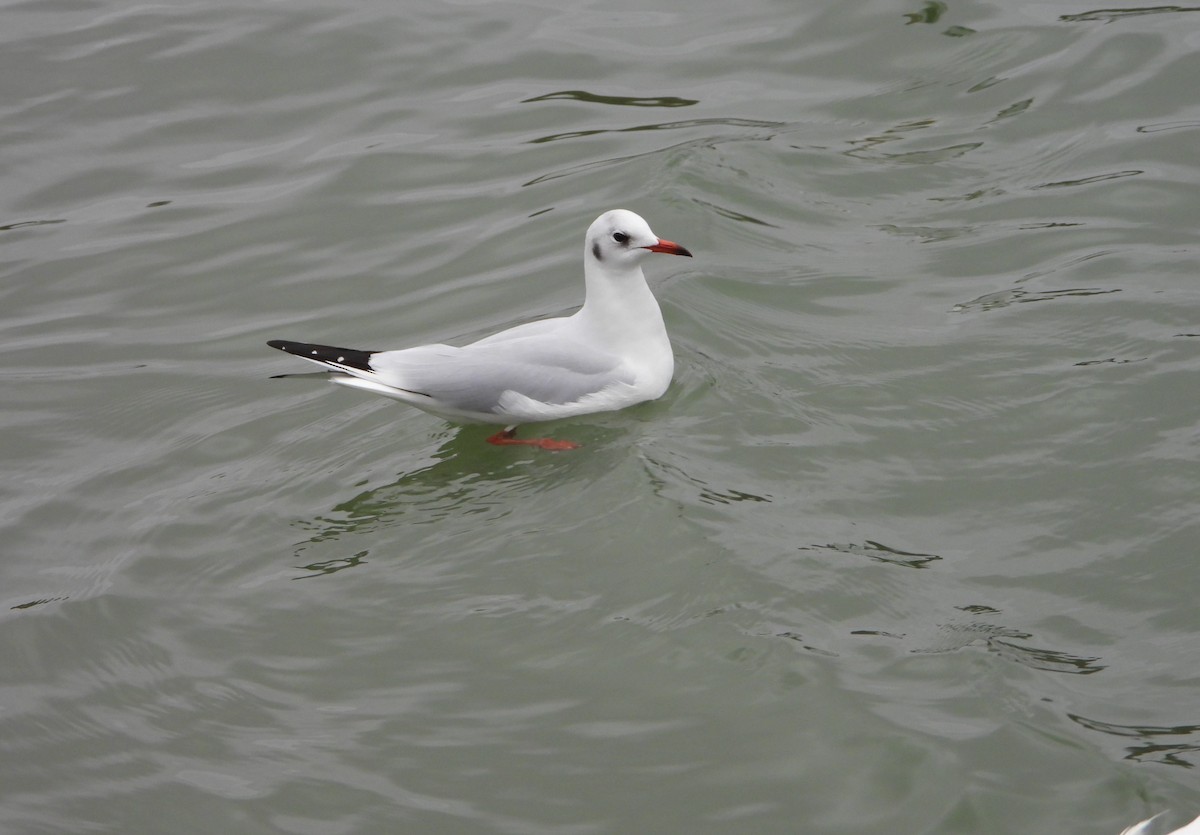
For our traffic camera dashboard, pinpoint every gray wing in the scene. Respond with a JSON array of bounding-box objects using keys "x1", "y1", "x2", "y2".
[{"x1": 368, "y1": 337, "x2": 633, "y2": 415}]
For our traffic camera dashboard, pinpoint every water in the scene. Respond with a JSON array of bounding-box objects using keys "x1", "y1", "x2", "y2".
[{"x1": 2, "y1": 0, "x2": 1198, "y2": 832}]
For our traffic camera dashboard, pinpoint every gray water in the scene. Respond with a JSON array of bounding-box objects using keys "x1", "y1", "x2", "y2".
[{"x1": 2, "y1": 0, "x2": 1199, "y2": 832}]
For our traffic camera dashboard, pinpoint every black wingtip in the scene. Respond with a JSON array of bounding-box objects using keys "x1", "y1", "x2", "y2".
[{"x1": 266, "y1": 340, "x2": 376, "y2": 373}]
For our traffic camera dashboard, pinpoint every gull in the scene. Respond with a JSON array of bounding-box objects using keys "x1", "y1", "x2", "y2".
[
  {"x1": 1121, "y1": 813, "x2": 1200, "y2": 835},
  {"x1": 267, "y1": 209, "x2": 692, "y2": 449}
]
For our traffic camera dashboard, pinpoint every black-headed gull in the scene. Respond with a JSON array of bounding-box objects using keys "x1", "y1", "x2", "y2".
[{"x1": 267, "y1": 209, "x2": 692, "y2": 449}]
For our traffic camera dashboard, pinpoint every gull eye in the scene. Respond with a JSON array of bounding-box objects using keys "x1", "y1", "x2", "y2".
[{"x1": 612, "y1": 231, "x2": 629, "y2": 244}]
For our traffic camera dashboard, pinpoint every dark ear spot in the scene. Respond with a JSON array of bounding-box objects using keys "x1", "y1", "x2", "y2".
[{"x1": 591, "y1": 241, "x2": 602, "y2": 261}]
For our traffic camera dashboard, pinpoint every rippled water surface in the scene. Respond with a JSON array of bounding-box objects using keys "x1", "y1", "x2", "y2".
[{"x1": 3, "y1": 0, "x2": 1199, "y2": 832}]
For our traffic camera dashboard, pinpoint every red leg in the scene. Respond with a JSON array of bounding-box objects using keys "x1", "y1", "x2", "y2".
[{"x1": 486, "y1": 427, "x2": 579, "y2": 451}]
